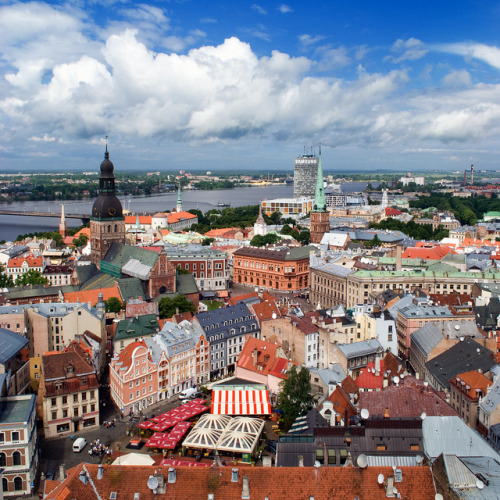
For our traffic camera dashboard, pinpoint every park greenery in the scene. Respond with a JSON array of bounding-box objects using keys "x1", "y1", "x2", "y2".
[
  {"x1": 0, "y1": 268, "x2": 49, "y2": 288},
  {"x1": 369, "y1": 219, "x2": 449, "y2": 241}
]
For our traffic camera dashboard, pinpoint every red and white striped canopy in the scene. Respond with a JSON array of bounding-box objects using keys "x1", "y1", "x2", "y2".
[{"x1": 211, "y1": 389, "x2": 271, "y2": 415}]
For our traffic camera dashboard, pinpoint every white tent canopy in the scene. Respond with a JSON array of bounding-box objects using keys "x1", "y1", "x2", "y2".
[
  {"x1": 111, "y1": 452, "x2": 155, "y2": 466},
  {"x1": 182, "y1": 414, "x2": 264, "y2": 455}
]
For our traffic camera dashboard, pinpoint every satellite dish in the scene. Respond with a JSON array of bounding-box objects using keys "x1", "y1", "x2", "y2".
[
  {"x1": 476, "y1": 479, "x2": 485, "y2": 490},
  {"x1": 361, "y1": 408, "x2": 370, "y2": 419},
  {"x1": 357, "y1": 454, "x2": 368, "y2": 469},
  {"x1": 416, "y1": 455, "x2": 424, "y2": 465},
  {"x1": 147, "y1": 476, "x2": 159, "y2": 491},
  {"x1": 378, "y1": 474, "x2": 384, "y2": 485},
  {"x1": 393, "y1": 376, "x2": 400, "y2": 386},
  {"x1": 435, "y1": 494, "x2": 444, "y2": 500},
  {"x1": 314, "y1": 460, "x2": 321, "y2": 468},
  {"x1": 421, "y1": 412, "x2": 427, "y2": 420}
]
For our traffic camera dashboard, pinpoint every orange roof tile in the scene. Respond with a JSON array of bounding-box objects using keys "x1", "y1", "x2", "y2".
[
  {"x1": 402, "y1": 245, "x2": 456, "y2": 260},
  {"x1": 7, "y1": 254, "x2": 44, "y2": 268},
  {"x1": 125, "y1": 215, "x2": 152, "y2": 225},
  {"x1": 167, "y1": 211, "x2": 197, "y2": 223},
  {"x1": 63, "y1": 284, "x2": 121, "y2": 304},
  {"x1": 44, "y1": 463, "x2": 437, "y2": 500},
  {"x1": 450, "y1": 369, "x2": 492, "y2": 400}
]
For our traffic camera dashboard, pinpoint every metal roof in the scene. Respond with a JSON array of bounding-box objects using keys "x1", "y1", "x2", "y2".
[{"x1": 422, "y1": 416, "x2": 499, "y2": 460}]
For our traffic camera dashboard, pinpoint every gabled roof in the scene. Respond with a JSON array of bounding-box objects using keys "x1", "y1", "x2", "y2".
[
  {"x1": 0, "y1": 328, "x2": 29, "y2": 364},
  {"x1": 423, "y1": 416, "x2": 499, "y2": 459},
  {"x1": 236, "y1": 337, "x2": 290, "y2": 379},
  {"x1": 403, "y1": 245, "x2": 456, "y2": 260},
  {"x1": 114, "y1": 314, "x2": 159, "y2": 342},
  {"x1": 43, "y1": 463, "x2": 437, "y2": 500},
  {"x1": 479, "y1": 376, "x2": 500, "y2": 416},
  {"x1": 450, "y1": 370, "x2": 492, "y2": 400},
  {"x1": 113, "y1": 340, "x2": 148, "y2": 371},
  {"x1": 7, "y1": 254, "x2": 44, "y2": 268},
  {"x1": 42, "y1": 349, "x2": 96, "y2": 385},
  {"x1": 425, "y1": 339, "x2": 496, "y2": 390},
  {"x1": 167, "y1": 211, "x2": 197, "y2": 223},
  {"x1": 321, "y1": 385, "x2": 356, "y2": 420},
  {"x1": 63, "y1": 283, "x2": 122, "y2": 305},
  {"x1": 359, "y1": 376, "x2": 457, "y2": 418}
]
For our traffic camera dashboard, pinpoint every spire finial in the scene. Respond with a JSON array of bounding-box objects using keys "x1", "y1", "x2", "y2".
[{"x1": 105, "y1": 135, "x2": 108, "y2": 152}]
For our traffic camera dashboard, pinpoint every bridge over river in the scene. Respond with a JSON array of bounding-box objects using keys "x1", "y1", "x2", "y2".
[{"x1": 0, "y1": 209, "x2": 90, "y2": 223}]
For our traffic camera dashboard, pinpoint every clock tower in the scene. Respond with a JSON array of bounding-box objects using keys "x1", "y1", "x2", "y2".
[
  {"x1": 309, "y1": 147, "x2": 330, "y2": 244},
  {"x1": 90, "y1": 146, "x2": 125, "y2": 267}
]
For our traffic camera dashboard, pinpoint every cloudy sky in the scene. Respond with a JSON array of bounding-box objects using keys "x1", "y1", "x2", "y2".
[{"x1": 1, "y1": 0, "x2": 500, "y2": 172}]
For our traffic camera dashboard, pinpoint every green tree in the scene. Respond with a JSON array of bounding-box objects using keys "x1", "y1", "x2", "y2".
[
  {"x1": 296, "y1": 230, "x2": 310, "y2": 245},
  {"x1": 0, "y1": 265, "x2": 14, "y2": 288},
  {"x1": 72, "y1": 233, "x2": 88, "y2": 248},
  {"x1": 250, "y1": 233, "x2": 280, "y2": 247},
  {"x1": 202, "y1": 237, "x2": 215, "y2": 246},
  {"x1": 277, "y1": 365, "x2": 315, "y2": 431},
  {"x1": 105, "y1": 297, "x2": 124, "y2": 313},
  {"x1": 15, "y1": 270, "x2": 49, "y2": 287},
  {"x1": 158, "y1": 295, "x2": 196, "y2": 319}
]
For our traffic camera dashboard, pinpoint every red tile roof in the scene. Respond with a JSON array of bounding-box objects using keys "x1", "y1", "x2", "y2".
[
  {"x1": 63, "y1": 284, "x2": 122, "y2": 305},
  {"x1": 7, "y1": 254, "x2": 44, "y2": 268},
  {"x1": 341, "y1": 375, "x2": 359, "y2": 396},
  {"x1": 114, "y1": 340, "x2": 148, "y2": 371},
  {"x1": 403, "y1": 245, "x2": 456, "y2": 260},
  {"x1": 450, "y1": 369, "x2": 492, "y2": 400},
  {"x1": 125, "y1": 215, "x2": 152, "y2": 225},
  {"x1": 321, "y1": 385, "x2": 357, "y2": 421},
  {"x1": 385, "y1": 207, "x2": 403, "y2": 216},
  {"x1": 44, "y1": 463, "x2": 437, "y2": 500},
  {"x1": 358, "y1": 376, "x2": 458, "y2": 418},
  {"x1": 237, "y1": 337, "x2": 291, "y2": 379},
  {"x1": 167, "y1": 211, "x2": 197, "y2": 223}
]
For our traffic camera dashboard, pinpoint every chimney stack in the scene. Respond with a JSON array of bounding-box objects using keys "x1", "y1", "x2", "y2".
[{"x1": 59, "y1": 464, "x2": 65, "y2": 482}]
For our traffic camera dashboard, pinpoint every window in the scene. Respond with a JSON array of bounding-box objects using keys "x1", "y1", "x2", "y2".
[
  {"x1": 0, "y1": 433, "x2": 3, "y2": 443},
  {"x1": 62, "y1": 409, "x2": 68, "y2": 418},
  {"x1": 410, "y1": 444, "x2": 419, "y2": 451},
  {"x1": 328, "y1": 450, "x2": 336, "y2": 465},
  {"x1": 12, "y1": 451, "x2": 21, "y2": 466},
  {"x1": 73, "y1": 408, "x2": 78, "y2": 417},
  {"x1": 315, "y1": 448, "x2": 324, "y2": 465},
  {"x1": 376, "y1": 444, "x2": 387, "y2": 451},
  {"x1": 73, "y1": 394, "x2": 78, "y2": 403},
  {"x1": 51, "y1": 398, "x2": 56, "y2": 407},
  {"x1": 14, "y1": 477, "x2": 22, "y2": 491},
  {"x1": 82, "y1": 392, "x2": 87, "y2": 401},
  {"x1": 11, "y1": 432, "x2": 19, "y2": 442},
  {"x1": 129, "y1": 382, "x2": 133, "y2": 389},
  {"x1": 0, "y1": 453, "x2": 6, "y2": 467},
  {"x1": 52, "y1": 411, "x2": 57, "y2": 420}
]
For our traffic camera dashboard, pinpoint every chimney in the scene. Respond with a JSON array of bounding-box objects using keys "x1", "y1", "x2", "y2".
[
  {"x1": 252, "y1": 349, "x2": 258, "y2": 366},
  {"x1": 242, "y1": 476, "x2": 250, "y2": 499},
  {"x1": 375, "y1": 355, "x2": 381, "y2": 376},
  {"x1": 384, "y1": 407, "x2": 390, "y2": 419},
  {"x1": 298, "y1": 455, "x2": 304, "y2": 467},
  {"x1": 59, "y1": 464, "x2": 65, "y2": 482},
  {"x1": 79, "y1": 471, "x2": 88, "y2": 485}
]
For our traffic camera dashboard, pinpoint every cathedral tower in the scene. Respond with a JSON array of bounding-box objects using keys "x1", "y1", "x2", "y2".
[
  {"x1": 90, "y1": 146, "x2": 125, "y2": 267},
  {"x1": 309, "y1": 148, "x2": 330, "y2": 244}
]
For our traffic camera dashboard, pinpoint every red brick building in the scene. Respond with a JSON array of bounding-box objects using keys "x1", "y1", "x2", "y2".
[{"x1": 233, "y1": 245, "x2": 314, "y2": 291}]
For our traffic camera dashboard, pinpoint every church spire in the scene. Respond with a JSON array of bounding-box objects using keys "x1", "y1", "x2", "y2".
[
  {"x1": 59, "y1": 204, "x2": 67, "y2": 238},
  {"x1": 176, "y1": 184, "x2": 182, "y2": 212},
  {"x1": 313, "y1": 145, "x2": 326, "y2": 212}
]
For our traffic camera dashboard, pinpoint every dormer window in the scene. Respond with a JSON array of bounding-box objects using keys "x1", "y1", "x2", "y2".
[
  {"x1": 55, "y1": 382, "x2": 63, "y2": 391},
  {"x1": 66, "y1": 364, "x2": 74, "y2": 376}
]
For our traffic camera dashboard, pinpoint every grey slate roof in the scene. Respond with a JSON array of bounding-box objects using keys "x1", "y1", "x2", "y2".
[
  {"x1": 411, "y1": 321, "x2": 482, "y2": 358},
  {"x1": 474, "y1": 298, "x2": 500, "y2": 330},
  {"x1": 0, "y1": 394, "x2": 36, "y2": 424},
  {"x1": 196, "y1": 303, "x2": 259, "y2": 343},
  {"x1": 479, "y1": 377, "x2": 500, "y2": 416},
  {"x1": 0, "y1": 328, "x2": 28, "y2": 364},
  {"x1": 338, "y1": 339, "x2": 382, "y2": 359},
  {"x1": 425, "y1": 338, "x2": 497, "y2": 390},
  {"x1": 423, "y1": 416, "x2": 499, "y2": 460}
]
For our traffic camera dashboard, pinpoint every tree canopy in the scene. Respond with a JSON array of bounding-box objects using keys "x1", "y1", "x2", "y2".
[
  {"x1": 14, "y1": 270, "x2": 49, "y2": 287},
  {"x1": 158, "y1": 295, "x2": 196, "y2": 319},
  {"x1": 277, "y1": 365, "x2": 315, "y2": 431},
  {"x1": 250, "y1": 233, "x2": 281, "y2": 247},
  {"x1": 105, "y1": 297, "x2": 124, "y2": 313}
]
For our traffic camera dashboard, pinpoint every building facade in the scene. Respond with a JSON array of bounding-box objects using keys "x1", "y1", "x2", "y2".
[
  {"x1": 310, "y1": 150, "x2": 330, "y2": 245},
  {"x1": 109, "y1": 341, "x2": 158, "y2": 416},
  {"x1": 233, "y1": 246, "x2": 312, "y2": 291},
  {"x1": 38, "y1": 347, "x2": 99, "y2": 438},
  {"x1": 166, "y1": 245, "x2": 229, "y2": 292},
  {"x1": 196, "y1": 303, "x2": 260, "y2": 379},
  {"x1": 0, "y1": 394, "x2": 38, "y2": 497}
]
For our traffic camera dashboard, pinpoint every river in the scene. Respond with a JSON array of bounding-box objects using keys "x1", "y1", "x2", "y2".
[{"x1": 0, "y1": 182, "x2": 370, "y2": 241}]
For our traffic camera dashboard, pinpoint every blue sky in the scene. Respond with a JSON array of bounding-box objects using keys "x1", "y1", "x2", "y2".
[{"x1": 1, "y1": 1, "x2": 500, "y2": 172}]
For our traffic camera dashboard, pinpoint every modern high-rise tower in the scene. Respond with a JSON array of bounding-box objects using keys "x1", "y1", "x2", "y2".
[
  {"x1": 294, "y1": 151, "x2": 318, "y2": 198},
  {"x1": 90, "y1": 146, "x2": 125, "y2": 268}
]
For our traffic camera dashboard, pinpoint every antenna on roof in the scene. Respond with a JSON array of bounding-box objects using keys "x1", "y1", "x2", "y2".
[
  {"x1": 357, "y1": 454, "x2": 368, "y2": 469},
  {"x1": 360, "y1": 408, "x2": 369, "y2": 420},
  {"x1": 377, "y1": 474, "x2": 384, "y2": 485}
]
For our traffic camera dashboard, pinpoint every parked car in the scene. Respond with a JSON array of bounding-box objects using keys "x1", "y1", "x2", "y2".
[{"x1": 190, "y1": 391, "x2": 202, "y2": 399}]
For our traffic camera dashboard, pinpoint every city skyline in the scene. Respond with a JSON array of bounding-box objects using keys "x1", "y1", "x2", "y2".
[{"x1": 1, "y1": 1, "x2": 500, "y2": 172}]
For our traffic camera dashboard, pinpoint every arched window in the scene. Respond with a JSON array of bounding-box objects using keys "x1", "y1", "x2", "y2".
[
  {"x1": 0, "y1": 453, "x2": 6, "y2": 467},
  {"x1": 13, "y1": 451, "x2": 21, "y2": 466},
  {"x1": 2, "y1": 478, "x2": 7, "y2": 492},
  {"x1": 14, "y1": 477, "x2": 22, "y2": 491}
]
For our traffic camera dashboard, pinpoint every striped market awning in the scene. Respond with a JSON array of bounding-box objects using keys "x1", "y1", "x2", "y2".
[{"x1": 211, "y1": 388, "x2": 271, "y2": 415}]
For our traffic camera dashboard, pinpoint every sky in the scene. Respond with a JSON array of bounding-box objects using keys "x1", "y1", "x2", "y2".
[{"x1": 1, "y1": 1, "x2": 500, "y2": 173}]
